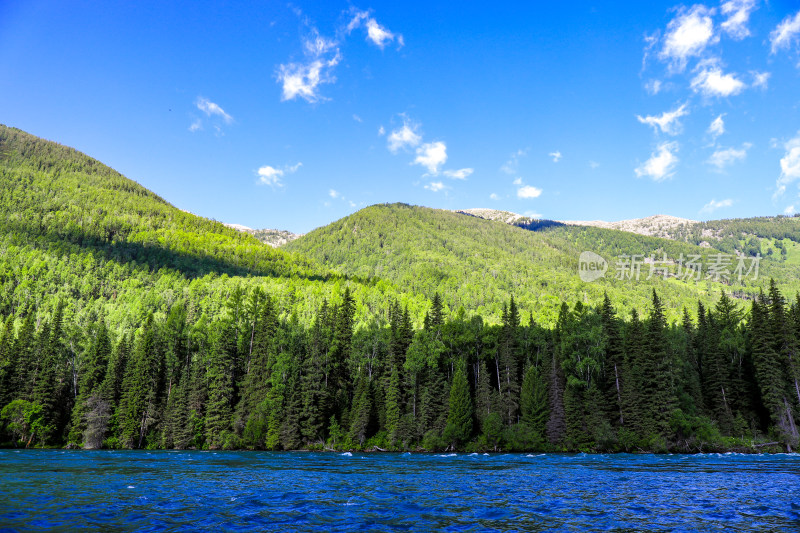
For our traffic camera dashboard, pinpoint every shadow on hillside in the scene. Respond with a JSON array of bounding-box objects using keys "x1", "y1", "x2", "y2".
[
  {"x1": 1, "y1": 220, "x2": 332, "y2": 283},
  {"x1": 514, "y1": 219, "x2": 566, "y2": 232}
]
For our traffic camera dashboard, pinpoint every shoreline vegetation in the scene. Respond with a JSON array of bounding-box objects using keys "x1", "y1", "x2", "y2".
[{"x1": 2, "y1": 287, "x2": 799, "y2": 455}]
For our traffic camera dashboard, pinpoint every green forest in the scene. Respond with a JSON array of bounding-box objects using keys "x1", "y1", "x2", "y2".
[
  {"x1": 1, "y1": 286, "x2": 799, "y2": 453},
  {"x1": 1, "y1": 124, "x2": 799, "y2": 453}
]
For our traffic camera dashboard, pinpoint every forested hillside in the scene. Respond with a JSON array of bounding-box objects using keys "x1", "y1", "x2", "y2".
[
  {"x1": 286, "y1": 203, "x2": 800, "y2": 324},
  {"x1": 1, "y1": 126, "x2": 798, "y2": 453},
  {"x1": 661, "y1": 216, "x2": 800, "y2": 263}
]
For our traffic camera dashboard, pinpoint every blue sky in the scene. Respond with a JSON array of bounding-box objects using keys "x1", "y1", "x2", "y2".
[{"x1": 2, "y1": 1, "x2": 800, "y2": 233}]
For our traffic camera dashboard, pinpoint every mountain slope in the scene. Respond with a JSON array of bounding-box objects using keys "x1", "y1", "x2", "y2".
[
  {"x1": 465, "y1": 206, "x2": 800, "y2": 265},
  {"x1": 286, "y1": 203, "x2": 800, "y2": 323},
  {"x1": 562, "y1": 214, "x2": 697, "y2": 239},
  {"x1": 0, "y1": 125, "x2": 426, "y2": 329}
]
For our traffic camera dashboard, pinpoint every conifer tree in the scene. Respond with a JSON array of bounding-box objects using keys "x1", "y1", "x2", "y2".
[
  {"x1": 118, "y1": 314, "x2": 162, "y2": 448},
  {"x1": 520, "y1": 364, "x2": 548, "y2": 443},
  {"x1": 644, "y1": 290, "x2": 674, "y2": 439},
  {"x1": 443, "y1": 359, "x2": 473, "y2": 448}
]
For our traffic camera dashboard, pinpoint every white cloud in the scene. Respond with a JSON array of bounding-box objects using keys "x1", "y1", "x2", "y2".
[
  {"x1": 645, "y1": 79, "x2": 662, "y2": 95},
  {"x1": 278, "y1": 8, "x2": 402, "y2": 104},
  {"x1": 277, "y1": 55, "x2": 340, "y2": 103},
  {"x1": 489, "y1": 193, "x2": 499, "y2": 200},
  {"x1": 635, "y1": 142, "x2": 679, "y2": 181},
  {"x1": 501, "y1": 149, "x2": 527, "y2": 175},
  {"x1": 659, "y1": 5, "x2": 718, "y2": 72},
  {"x1": 414, "y1": 141, "x2": 447, "y2": 174},
  {"x1": 700, "y1": 198, "x2": 733, "y2": 213},
  {"x1": 303, "y1": 33, "x2": 337, "y2": 57},
  {"x1": 512, "y1": 177, "x2": 523, "y2": 185},
  {"x1": 258, "y1": 166, "x2": 284, "y2": 187},
  {"x1": 784, "y1": 205, "x2": 796, "y2": 215},
  {"x1": 387, "y1": 119, "x2": 421, "y2": 153},
  {"x1": 751, "y1": 71, "x2": 770, "y2": 89},
  {"x1": 524, "y1": 211, "x2": 543, "y2": 219},
  {"x1": 691, "y1": 66, "x2": 745, "y2": 97},
  {"x1": 517, "y1": 185, "x2": 542, "y2": 199},
  {"x1": 776, "y1": 135, "x2": 800, "y2": 195},
  {"x1": 329, "y1": 189, "x2": 341, "y2": 199},
  {"x1": 188, "y1": 119, "x2": 202, "y2": 132},
  {"x1": 257, "y1": 162, "x2": 301, "y2": 187},
  {"x1": 770, "y1": 10, "x2": 800, "y2": 54},
  {"x1": 708, "y1": 143, "x2": 751, "y2": 169},
  {"x1": 378, "y1": 125, "x2": 386, "y2": 136},
  {"x1": 366, "y1": 19, "x2": 398, "y2": 48},
  {"x1": 549, "y1": 151, "x2": 562, "y2": 162},
  {"x1": 424, "y1": 181, "x2": 447, "y2": 192},
  {"x1": 443, "y1": 168, "x2": 473, "y2": 180},
  {"x1": 352, "y1": 114, "x2": 363, "y2": 123},
  {"x1": 636, "y1": 103, "x2": 689, "y2": 135},
  {"x1": 589, "y1": 161, "x2": 600, "y2": 169},
  {"x1": 346, "y1": 10, "x2": 370, "y2": 32},
  {"x1": 708, "y1": 114, "x2": 725, "y2": 139},
  {"x1": 196, "y1": 97, "x2": 233, "y2": 123},
  {"x1": 347, "y1": 9, "x2": 403, "y2": 49},
  {"x1": 720, "y1": 0, "x2": 757, "y2": 40}
]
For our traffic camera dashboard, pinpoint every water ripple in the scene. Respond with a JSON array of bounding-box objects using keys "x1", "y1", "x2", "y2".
[{"x1": 1, "y1": 451, "x2": 799, "y2": 531}]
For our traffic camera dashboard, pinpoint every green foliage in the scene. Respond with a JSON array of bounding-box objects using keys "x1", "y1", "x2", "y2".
[{"x1": 1, "y1": 126, "x2": 799, "y2": 453}]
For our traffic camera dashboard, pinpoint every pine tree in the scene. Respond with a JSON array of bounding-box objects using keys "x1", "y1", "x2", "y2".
[
  {"x1": 117, "y1": 314, "x2": 162, "y2": 448},
  {"x1": 0, "y1": 314, "x2": 17, "y2": 408},
  {"x1": 349, "y1": 375, "x2": 372, "y2": 446},
  {"x1": 621, "y1": 309, "x2": 646, "y2": 441},
  {"x1": 546, "y1": 303, "x2": 568, "y2": 446},
  {"x1": 520, "y1": 364, "x2": 548, "y2": 443},
  {"x1": 499, "y1": 297, "x2": 521, "y2": 426},
  {"x1": 68, "y1": 318, "x2": 111, "y2": 446},
  {"x1": 599, "y1": 294, "x2": 624, "y2": 425},
  {"x1": 236, "y1": 296, "x2": 277, "y2": 440},
  {"x1": 384, "y1": 364, "x2": 401, "y2": 445},
  {"x1": 644, "y1": 290, "x2": 674, "y2": 439},
  {"x1": 443, "y1": 359, "x2": 473, "y2": 448},
  {"x1": 205, "y1": 319, "x2": 237, "y2": 448}
]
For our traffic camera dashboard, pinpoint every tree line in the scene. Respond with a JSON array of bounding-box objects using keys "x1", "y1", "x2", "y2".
[{"x1": 1, "y1": 281, "x2": 799, "y2": 453}]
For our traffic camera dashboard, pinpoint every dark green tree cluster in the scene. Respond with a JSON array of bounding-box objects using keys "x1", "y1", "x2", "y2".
[{"x1": 2, "y1": 284, "x2": 799, "y2": 452}]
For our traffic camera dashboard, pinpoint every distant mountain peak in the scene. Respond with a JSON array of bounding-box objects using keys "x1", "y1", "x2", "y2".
[
  {"x1": 455, "y1": 208, "x2": 532, "y2": 224},
  {"x1": 224, "y1": 223, "x2": 301, "y2": 248},
  {"x1": 223, "y1": 223, "x2": 254, "y2": 232},
  {"x1": 561, "y1": 214, "x2": 697, "y2": 238}
]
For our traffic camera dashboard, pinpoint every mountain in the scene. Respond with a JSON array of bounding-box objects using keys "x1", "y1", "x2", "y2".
[
  {"x1": 3, "y1": 126, "x2": 799, "y2": 454},
  {"x1": 0, "y1": 125, "x2": 424, "y2": 331},
  {"x1": 285, "y1": 203, "x2": 800, "y2": 324},
  {"x1": 561, "y1": 214, "x2": 698, "y2": 239},
  {"x1": 464, "y1": 207, "x2": 800, "y2": 265},
  {"x1": 456, "y1": 208, "x2": 532, "y2": 224},
  {"x1": 223, "y1": 223, "x2": 302, "y2": 247}
]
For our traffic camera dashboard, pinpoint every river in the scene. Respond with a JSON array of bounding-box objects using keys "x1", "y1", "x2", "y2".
[{"x1": 1, "y1": 451, "x2": 799, "y2": 531}]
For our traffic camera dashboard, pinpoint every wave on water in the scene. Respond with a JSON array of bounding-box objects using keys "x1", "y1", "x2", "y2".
[{"x1": 3, "y1": 451, "x2": 800, "y2": 531}]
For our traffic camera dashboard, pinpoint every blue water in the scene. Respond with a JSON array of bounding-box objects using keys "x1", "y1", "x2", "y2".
[{"x1": 1, "y1": 451, "x2": 799, "y2": 531}]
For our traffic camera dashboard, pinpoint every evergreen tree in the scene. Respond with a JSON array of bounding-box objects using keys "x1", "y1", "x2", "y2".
[{"x1": 443, "y1": 359, "x2": 473, "y2": 448}]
